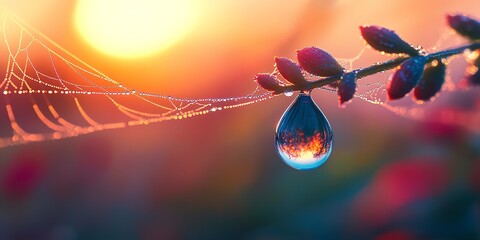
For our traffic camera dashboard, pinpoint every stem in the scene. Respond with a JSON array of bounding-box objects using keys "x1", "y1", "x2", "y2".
[{"x1": 273, "y1": 42, "x2": 480, "y2": 94}]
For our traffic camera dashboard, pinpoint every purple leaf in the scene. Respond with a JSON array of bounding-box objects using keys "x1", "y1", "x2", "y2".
[
  {"x1": 274, "y1": 57, "x2": 307, "y2": 85},
  {"x1": 413, "y1": 60, "x2": 446, "y2": 101},
  {"x1": 447, "y1": 14, "x2": 480, "y2": 40},
  {"x1": 254, "y1": 73, "x2": 281, "y2": 91},
  {"x1": 296, "y1": 47, "x2": 344, "y2": 76},
  {"x1": 338, "y1": 72, "x2": 357, "y2": 106},
  {"x1": 388, "y1": 56, "x2": 427, "y2": 100},
  {"x1": 360, "y1": 26, "x2": 419, "y2": 56}
]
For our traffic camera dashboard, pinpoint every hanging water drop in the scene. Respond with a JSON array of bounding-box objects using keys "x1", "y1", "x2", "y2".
[
  {"x1": 284, "y1": 90, "x2": 294, "y2": 97},
  {"x1": 275, "y1": 91, "x2": 333, "y2": 170}
]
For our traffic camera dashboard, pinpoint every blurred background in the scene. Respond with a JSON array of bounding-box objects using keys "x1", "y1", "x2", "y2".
[{"x1": 1, "y1": 0, "x2": 480, "y2": 239}]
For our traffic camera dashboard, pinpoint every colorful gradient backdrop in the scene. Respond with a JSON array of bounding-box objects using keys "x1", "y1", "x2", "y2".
[{"x1": 1, "y1": 0, "x2": 480, "y2": 239}]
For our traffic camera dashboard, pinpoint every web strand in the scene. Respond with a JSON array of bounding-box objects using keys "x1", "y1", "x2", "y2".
[
  {"x1": 0, "y1": 12, "x2": 274, "y2": 148},
  {"x1": 1, "y1": 11, "x2": 479, "y2": 149}
]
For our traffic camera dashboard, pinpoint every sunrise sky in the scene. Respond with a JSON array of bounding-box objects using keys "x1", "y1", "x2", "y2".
[{"x1": 3, "y1": 0, "x2": 478, "y2": 96}]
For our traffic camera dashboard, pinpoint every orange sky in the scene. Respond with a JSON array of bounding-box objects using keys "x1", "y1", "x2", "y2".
[
  {"x1": 2, "y1": 0, "x2": 479, "y2": 99},
  {"x1": 1, "y1": 3, "x2": 479, "y2": 235},
  {"x1": 1, "y1": 0, "x2": 480, "y2": 152}
]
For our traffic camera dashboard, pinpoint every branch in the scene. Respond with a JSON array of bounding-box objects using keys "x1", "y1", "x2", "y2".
[
  {"x1": 273, "y1": 42, "x2": 480, "y2": 94},
  {"x1": 255, "y1": 14, "x2": 480, "y2": 104}
]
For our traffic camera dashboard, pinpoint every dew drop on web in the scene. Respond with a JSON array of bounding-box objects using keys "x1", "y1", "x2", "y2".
[{"x1": 284, "y1": 90, "x2": 294, "y2": 97}]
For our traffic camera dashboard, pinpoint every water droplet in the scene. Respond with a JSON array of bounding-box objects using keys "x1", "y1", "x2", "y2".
[
  {"x1": 284, "y1": 90, "x2": 294, "y2": 97},
  {"x1": 275, "y1": 91, "x2": 333, "y2": 170}
]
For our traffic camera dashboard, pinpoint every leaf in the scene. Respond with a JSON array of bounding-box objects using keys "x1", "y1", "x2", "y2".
[
  {"x1": 254, "y1": 73, "x2": 281, "y2": 91},
  {"x1": 447, "y1": 14, "x2": 480, "y2": 40},
  {"x1": 296, "y1": 47, "x2": 344, "y2": 76},
  {"x1": 413, "y1": 60, "x2": 446, "y2": 101},
  {"x1": 360, "y1": 26, "x2": 419, "y2": 56},
  {"x1": 274, "y1": 57, "x2": 307, "y2": 85},
  {"x1": 338, "y1": 72, "x2": 357, "y2": 106},
  {"x1": 387, "y1": 56, "x2": 427, "y2": 100}
]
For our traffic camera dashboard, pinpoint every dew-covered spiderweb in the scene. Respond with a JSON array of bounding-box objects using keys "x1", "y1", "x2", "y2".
[
  {"x1": 0, "y1": 12, "x2": 274, "y2": 148},
  {"x1": 1, "y1": 11, "x2": 479, "y2": 149}
]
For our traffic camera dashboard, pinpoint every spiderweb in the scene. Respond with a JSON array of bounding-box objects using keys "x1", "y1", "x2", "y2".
[
  {"x1": 1, "y1": 11, "x2": 479, "y2": 149},
  {"x1": 0, "y1": 12, "x2": 274, "y2": 148}
]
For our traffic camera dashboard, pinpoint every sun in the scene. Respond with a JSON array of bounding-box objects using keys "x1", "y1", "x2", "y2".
[{"x1": 74, "y1": 0, "x2": 197, "y2": 58}]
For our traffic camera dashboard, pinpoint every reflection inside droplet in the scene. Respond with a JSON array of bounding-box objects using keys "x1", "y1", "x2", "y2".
[{"x1": 275, "y1": 91, "x2": 333, "y2": 170}]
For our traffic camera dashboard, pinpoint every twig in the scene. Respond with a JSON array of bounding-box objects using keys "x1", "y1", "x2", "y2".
[{"x1": 273, "y1": 42, "x2": 480, "y2": 94}]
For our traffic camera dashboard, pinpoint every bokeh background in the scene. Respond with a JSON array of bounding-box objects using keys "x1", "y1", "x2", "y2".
[{"x1": 1, "y1": 0, "x2": 480, "y2": 239}]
